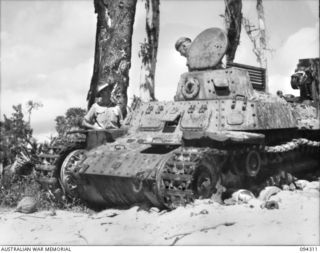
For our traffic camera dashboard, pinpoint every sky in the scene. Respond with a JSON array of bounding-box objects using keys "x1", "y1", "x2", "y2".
[{"x1": 1, "y1": 0, "x2": 319, "y2": 142}]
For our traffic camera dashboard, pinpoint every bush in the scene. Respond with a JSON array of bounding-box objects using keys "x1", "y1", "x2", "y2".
[
  {"x1": 0, "y1": 172, "x2": 51, "y2": 209},
  {"x1": 0, "y1": 172, "x2": 91, "y2": 213}
]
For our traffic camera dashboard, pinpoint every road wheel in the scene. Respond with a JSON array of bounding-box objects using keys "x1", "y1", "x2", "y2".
[{"x1": 60, "y1": 149, "x2": 86, "y2": 197}]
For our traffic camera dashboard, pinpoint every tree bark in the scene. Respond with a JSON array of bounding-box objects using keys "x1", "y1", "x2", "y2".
[
  {"x1": 256, "y1": 0, "x2": 268, "y2": 91},
  {"x1": 224, "y1": 0, "x2": 242, "y2": 63},
  {"x1": 256, "y1": 0, "x2": 267, "y2": 69},
  {"x1": 87, "y1": 0, "x2": 137, "y2": 117},
  {"x1": 139, "y1": 0, "x2": 160, "y2": 102}
]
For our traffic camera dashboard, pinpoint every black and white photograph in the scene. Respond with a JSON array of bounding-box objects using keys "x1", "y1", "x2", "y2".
[{"x1": 0, "y1": 0, "x2": 319, "y2": 248}]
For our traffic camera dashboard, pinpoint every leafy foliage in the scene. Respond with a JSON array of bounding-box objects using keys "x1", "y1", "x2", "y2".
[
  {"x1": 0, "y1": 104, "x2": 33, "y2": 167},
  {"x1": 0, "y1": 173, "x2": 42, "y2": 208},
  {"x1": 54, "y1": 107, "x2": 86, "y2": 137},
  {"x1": 0, "y1": 104, "x2": 90, "y2": 211},
  {"x1": 0, "y1": 172, "x2": 90, "y2": 212}
]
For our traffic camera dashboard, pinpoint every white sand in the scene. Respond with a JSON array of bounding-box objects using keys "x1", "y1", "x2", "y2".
[{"x1": 0, "y1": 182, "x2": 319, "y2": 246}]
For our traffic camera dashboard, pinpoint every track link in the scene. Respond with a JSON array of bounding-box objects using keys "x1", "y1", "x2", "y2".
[
  {"x1": 157, "y1": 147, "x2": 226, "y2": 209},
  {"x1": 263, "y1": 138, "x2": 320, "y2": 187},
  {"x1": 35, "y1": 136, "x2": 86, "y2": 191},
  {"x1": 157, "y1": 138, "x2": 319, "y2": 209}
]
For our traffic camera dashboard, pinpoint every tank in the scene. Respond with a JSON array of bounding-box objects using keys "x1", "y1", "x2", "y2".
[{"x1": 35, "y1": 28, "x2": 320, "y2": 209}]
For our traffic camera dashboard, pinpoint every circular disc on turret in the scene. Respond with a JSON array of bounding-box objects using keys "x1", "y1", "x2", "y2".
[{"x1": 187, "y1": 28, "x2": 228, "y2": 70}]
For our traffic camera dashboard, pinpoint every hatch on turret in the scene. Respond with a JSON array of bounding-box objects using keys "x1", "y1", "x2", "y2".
[{"x1": 187, "y1": 28, "x2": 228, "y2": 71}]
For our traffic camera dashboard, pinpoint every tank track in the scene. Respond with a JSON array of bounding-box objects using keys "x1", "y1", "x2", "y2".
[
  {"x1": 157, "y1": 147, "x2": 227, "y2": 209},
  {"x1": 36, "y1": 144, "x2": 65, "y2": 188},
  {"x1": 265, "y1": 138, "x2": 320, "y2": 153},
  {"x1": 35, "y1": 136, "x2": 319, "y2": 208},
  {"x1": 35, "y1": 136, "x2": 86, "y2": 194},
  {"x1": 263, "y1": 138, "x2": 320, "y2": 187},
  {"x1": 156, "y1": 138, "x2": 319, "y2": 209}
]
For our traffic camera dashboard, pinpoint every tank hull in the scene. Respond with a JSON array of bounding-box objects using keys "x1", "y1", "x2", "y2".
[{"x1": 75, "y1": 145, "x2": 169, "y2": 208}]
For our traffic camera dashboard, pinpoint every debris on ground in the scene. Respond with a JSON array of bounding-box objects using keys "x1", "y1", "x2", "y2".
[
  {"x1": 92, "y1": 209, "x2": 121, "y2": 219},
  {"x1": 199, "y1": 209, "x2": 209, "y2": 215},
  {"x1": 48, "y1": 209, "x2": 57, "y2": 216},
  {"x1": 15, "y1": 196, "x2": 38, "y2": 214},
  {"x1": 210, "y1": 179, "x2": 226, "y2": 204},
  {"x1": 289, "y1": 183, "x2": 296, "y2": 191},
  {"x1": 282, "y1": 184, "x2": 290, "y2": 191},
  {"x1": 247, "y1": 198, "x2": 263, "y2": 208},
  {"x1": 303, "y1": 181, "x2": 320, "y2": 191},
  {"x1": 295, "y1": 180, "x2": 309, "y2": 190},
  {"x1": 232, "y1": 189, "x2": 255, "y2": 203},
  {"x1": 261, "y1": 200, "x2": 279, "y2": 210},
  {"x1": 190, "y1": 209, "x2": 209, "y2": 217},
  {"x1": 149, "y1": 207, "x2": 160, "y2": 213},
  {"x1": 0, "y1": 179, "x2": 318, "y2": 245},
  {"x1": 258, "y1": 186, "x2": 282, "y2": 201}
]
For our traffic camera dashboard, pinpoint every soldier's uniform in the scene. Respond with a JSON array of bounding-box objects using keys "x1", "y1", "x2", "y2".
[
  {"x1": 83, "y1": 83, "x2": 123, "y2": 129},
  {"x1": 84, "y1": 103, "x2": 122, "y2": 129}
]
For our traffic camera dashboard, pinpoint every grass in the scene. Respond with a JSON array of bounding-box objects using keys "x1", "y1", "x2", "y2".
[{"x1": 0, "y1": 170, "x2": 91, "y2": 213}]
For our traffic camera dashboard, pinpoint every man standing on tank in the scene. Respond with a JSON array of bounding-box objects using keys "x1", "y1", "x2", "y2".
[
  {"x1": 175, "y1": 37, "x2": 192, "y2": 58},
  {"x1": 175, "y1": 37, "x2": 192, "y2": 70},
  {"x1": 82, "y1": 83, "x2": 123, "y2": 130},
  {"x1": 175, "y1": 36, "x2": 224, "y2": 69}
]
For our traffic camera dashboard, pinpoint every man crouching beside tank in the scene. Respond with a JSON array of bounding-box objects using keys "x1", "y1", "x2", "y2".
[{"x1": 82, "y1": 83, "x2": 123, "y2": 130}]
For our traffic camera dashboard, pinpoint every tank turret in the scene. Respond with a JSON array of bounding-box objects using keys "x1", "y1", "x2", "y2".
[{"x1": 175, "y1": 28, "x2": 258, "y2": 101}]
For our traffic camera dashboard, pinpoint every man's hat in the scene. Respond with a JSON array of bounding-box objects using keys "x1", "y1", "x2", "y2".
[
  {"x1": 96, "y1": 83, "x2": 109, "y2": 94},
  {"x1": 175, "y1": 37, "x2": 192, "y2": 51}
]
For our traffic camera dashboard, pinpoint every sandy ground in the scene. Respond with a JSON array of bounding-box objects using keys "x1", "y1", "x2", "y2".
[{"x1": 0, "y1": 181, "x2": 319, "y2": 246}]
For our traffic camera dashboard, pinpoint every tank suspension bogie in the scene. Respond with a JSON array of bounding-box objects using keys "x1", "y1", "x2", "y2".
[
  {"x1": 230, "y1": 146, "x2": 263, "y2": 177},
  {"x1": 156, "y1": 148, "x2": 225, "y2": 209}
]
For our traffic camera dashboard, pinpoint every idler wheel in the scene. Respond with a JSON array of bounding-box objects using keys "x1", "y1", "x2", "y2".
[
  {"x1": 60, "y1": 149, "x2": 86, "y2": 197},
  {"x1": 245, "y1": 150, "x2": 261, "y2": 177}
]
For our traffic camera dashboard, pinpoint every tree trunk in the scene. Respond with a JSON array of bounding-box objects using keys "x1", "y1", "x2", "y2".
[
  {"x1": 87, "y1": 0, "x2": 137, "y2": 117},
  {"x1": 224, "y1": 0, "x2": 242, "y2": 63},
  {"x1": 256, "y1": 0, "x2": 267, "y2": 69},
  {"x1": 139, "y1": 0, "x2": 160, "y2": 102},
  {"x1": 256, "y1": 0, "x2": 268, "y2": 91}
]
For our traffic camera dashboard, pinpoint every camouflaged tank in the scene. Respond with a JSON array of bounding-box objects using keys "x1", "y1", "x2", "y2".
[{"x1": 36, "y1": 28, "x2": 320, "y2": 209}]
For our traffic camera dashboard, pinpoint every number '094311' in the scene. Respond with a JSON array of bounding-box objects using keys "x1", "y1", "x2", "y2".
[{"x1": 300, "y1": 247, "x2": 318, "y2": 252}]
